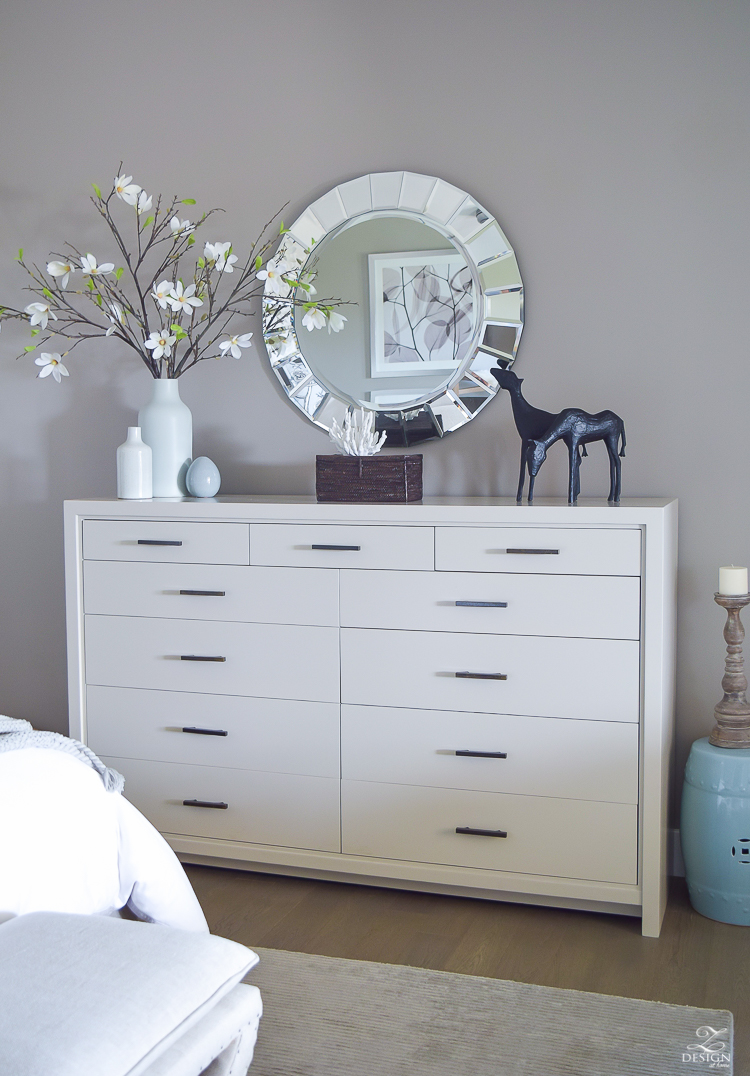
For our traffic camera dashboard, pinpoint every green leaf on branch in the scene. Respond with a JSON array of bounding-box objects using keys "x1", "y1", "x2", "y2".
[
  {"x1": 24, "y1": 345, "x2": 36, "y2": 352},
  {"x1": 170, "y1": 324, "x2": 183, "y2": 332},
  {"x1": 95, "y1": 294, "x2": 102, "y2": 307},
  {"x1": 31, "y1": 329, "x2": 39, "y2": 337},
  {"x1": 279, "y1": 222, "x2": 288, "y2": 235},
  {"x1": 197, "y1": 257, "x2": 205, "y2": 268},
  {"x1": 17, "y1": 248, "x2": 23, "y2": 262},
  {"x1": 92, "y1": 183, "x2": 102, "y2": 198},
  {"x1": 187, "y1": 235, "x2": 195, "y2": 246},
  {"x1": 143, "y1": 216, "x2": 155, "y2": 227},
  {"x1": 173, "y1": 328, "x2": 188, "y2": 341},
  {"x1": 42, "y1": 288, "x2": 53, "y2": 299},
  {"x1": 255, "y1": 255, "x2": 262, "y2": 270},
  {"x1": 181, "y1": 198, "x2": 196, "y2": 205},
  {"x1": 115, "y1": 267, "x2": 124, "y2": 279},
  {"x1": 86, "y1": 278, "x2": 95, "y2": 291}
]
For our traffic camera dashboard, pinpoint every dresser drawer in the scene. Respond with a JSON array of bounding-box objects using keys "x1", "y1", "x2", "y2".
[
  {"x1": 250, "y1": 524, "x2": 434, "y2": 571},
  {"x1": 83, "y1": 520, "x2": 250, "y2": 565},
  {"x1": 85, "y1": 616, "x2": 339, "y2": 703},
  {"x1": 105, "y1": 756, "x2": 340, "y2": 852},
  {"x1": 341, "y1": 570, "x2": 640, "y2": 639},
  {"x1": 342, "y1": 706, "x2": 638, "y2": 802},
  {"x1": 341, "y1": 629, "x2": 639, "y2": 722},
  {"x1": 435, "y1": 527, "x2": 641, "y2": 576},
  {"x1": 342, "y1": 781, "x2": 637, "y2": 884},
  {"x1": 88, "y1": 687, "x2": 339, "y2": 778},
  {"x1": 83, "y1": 561, "x2": 338, "y2": 626}
]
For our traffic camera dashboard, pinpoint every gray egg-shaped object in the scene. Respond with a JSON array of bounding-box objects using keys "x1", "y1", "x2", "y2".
[{"x1": 186, "y1": 456, "x2": 221, "y2": 498}]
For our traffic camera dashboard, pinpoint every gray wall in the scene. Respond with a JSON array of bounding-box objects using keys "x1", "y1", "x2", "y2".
[{"x1": 1, "y1": 0, "x2": 748, "y2": 820}]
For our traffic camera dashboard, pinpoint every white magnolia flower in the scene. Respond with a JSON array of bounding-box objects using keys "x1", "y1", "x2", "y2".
[
  {"x1": 106, "y1": 301, "x2": 125, "y2": 336},
  {"x1": 80, "y1": 253, "x2": 115, "y2": 277},
  {"x1": 114, "y1": 174, "x2": 141, "y2": 206},
  {"x1": 218, "y1": 332, "x2": 253, "y2": 359},
  {"x1": 216, "y1": 249, "x2": 238, "y2": 274},
  {"x1": 302, "y1": 307, "x2": 327, "y2": 332},
  {"x1": 299, "y1": 271, "x2": 317, "y2": 297},
  {"x1": 35, "y1": 353, "x2": 69, "y2": 382},
  {"x1": 168, "y1": 281, "x2": 203, "y2": 315},
  {"x1": 204, "y1": 241, "x2": 234, "y2": 270},
  {"x1": 282, "y1": 244, "x2": 306, "y2": 268},
  {"x1": 170, "y1": 217, "x2": 194, "y2": 237},
  {"x1": 144, "y1": 330, "x2": 176, "y2": 360},
  {"x1": 136, "y1": 191, "x2": 153, "y2": 216},
  {"x1": 151, "y1": 280, "x2": 173, "y2": 310},
  {"x1": 256, "y1": 260, "x2": 291, "y2": 296},
  {"x1": 326, "y1": 310, "x2": 347, "y2": 334},
  {"x1": 46, "y1": 260, "x2": 75, "y2": 288},
  {"x1": 25, "y1": 302, "x2": 57, "y2": 330}
]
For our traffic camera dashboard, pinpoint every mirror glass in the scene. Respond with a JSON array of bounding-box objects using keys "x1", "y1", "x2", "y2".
[
  {"x1": 262, "y1": 172, "x2": 524, "y2": 445},
  {"x1": 296, "y1": 214, "x2": 478, "y2": 411}
]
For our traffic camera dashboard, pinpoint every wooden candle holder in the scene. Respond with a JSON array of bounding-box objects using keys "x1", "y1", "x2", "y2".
[{"x1": 710, "y1": 592, "x2": 750, "y2": 749}]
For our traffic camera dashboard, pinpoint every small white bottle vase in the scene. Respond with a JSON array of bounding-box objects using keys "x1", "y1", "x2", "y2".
[
  {"x1": 138, "y1": 379, "x2": 193, "y2": 498},
  {"x1": 116, "y1": 427, "x2": 152, "y2": 499}
]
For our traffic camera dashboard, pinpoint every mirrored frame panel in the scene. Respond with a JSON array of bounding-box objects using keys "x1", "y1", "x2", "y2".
[{"x1": 262, "y1": 172, "x2": 524, "y2": 445}]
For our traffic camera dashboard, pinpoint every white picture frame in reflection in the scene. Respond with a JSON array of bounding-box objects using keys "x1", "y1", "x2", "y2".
[{"x1": 368, "y1": 250, "x2": 475, "y2": 378}]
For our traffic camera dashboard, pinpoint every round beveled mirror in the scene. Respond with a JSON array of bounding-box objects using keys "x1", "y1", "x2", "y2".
[{"x1": 261, "y1": 172, "x2": 524, "y2": 445}]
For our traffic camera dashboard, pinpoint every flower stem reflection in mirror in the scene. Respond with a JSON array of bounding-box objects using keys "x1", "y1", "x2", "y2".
[{"x1": 369, "y1": 251, "x2": 474, "y2": 378}]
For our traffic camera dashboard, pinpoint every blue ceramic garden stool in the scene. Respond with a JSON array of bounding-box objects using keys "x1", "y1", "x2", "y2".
[{"x1": 681, "y1": 737, "x2": 750, "y2": 925}]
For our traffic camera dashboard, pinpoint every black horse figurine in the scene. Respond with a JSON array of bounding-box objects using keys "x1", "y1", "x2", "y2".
[
  {"x1": 492, "y1": 367, "x2": 626, "y2": 504},
  {"x1": 492, "y1": 368, "x2": 557, "y2": 503}
]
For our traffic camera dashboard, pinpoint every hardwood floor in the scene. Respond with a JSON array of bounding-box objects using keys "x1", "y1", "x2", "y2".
[{"x1": 185, "y1": 865, "x2": 748, "y2": 1068}]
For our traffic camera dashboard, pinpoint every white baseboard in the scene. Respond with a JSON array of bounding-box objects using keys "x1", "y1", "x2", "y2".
[{"x1": 669, "y1": 827, "x2": 685, "y2": 877}]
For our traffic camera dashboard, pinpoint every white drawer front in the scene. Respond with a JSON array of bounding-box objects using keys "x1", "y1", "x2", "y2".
[
  {"x1": 341, "y1": 570, "x2": 640, "y2": 640},
  {"x1": 342, "y1": 781, "x2": 637, "y2": 884},
  {"x1": 250, "y1": 524, "x2": 434, "y2": 570},
  {"x1": 84, "y1": 561, "x2": 338, "y2": 626},
  {"x1": 83, "y1": 520, "x2": 250, "y2": 565},
  {"x1": 435, "y1": 527, "x2": 641, "y2": 576},
  {"x1": 341, "y1": 629, "x2": 639, "y2": 722},
  {"x1": 342, "y1": 706, "x2": 638, "y2": 803},
  {"x1": 88, "y1": 687, "x2": 339, "y2": 778},
  {"x1": 105, "y1": 756, "x2": 340, "y2": 852},
  {"x1": 85, "y1": 616, "x2": 339, "y2": 702}
]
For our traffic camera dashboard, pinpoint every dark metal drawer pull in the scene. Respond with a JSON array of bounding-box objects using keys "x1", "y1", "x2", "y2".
[
  {"x1": 505, "y1": 548, "x2": 558, "y2": 555},
  {"x1": 455, "y1": 671, "x2": 507, "y2": 680},
  {"x1": 455, "y1": 601, "x2": 508, "y2": 608},
  {"x1": 179, "y1": 589, "x2": 226, "y2": 597},
  {"x1": 182, "y1": 799, "x2": 228, "y2": 810},
  {"x1": 180, "y1": 654, "x2": 227, "y2": 662},
  {"x1": 311, "y1": 544, "x2": 361, "y2": 551},
  {"x1": 456, "y1": 826, "x2": 507, "y2": 838},
  {"x1": 455, "y1": 750, "x2": 508, "y2": 759},
  {"x1": 182, "y1": 726, "x2": 229, "y2": 737},
  {"x1": 137, "y1": 539, "x2": 183, "y2": 546}
]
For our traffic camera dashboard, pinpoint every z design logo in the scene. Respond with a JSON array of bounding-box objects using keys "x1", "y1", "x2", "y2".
[{"x1": 682, "y1": 1025, "x2": 731, "y2": 1069}]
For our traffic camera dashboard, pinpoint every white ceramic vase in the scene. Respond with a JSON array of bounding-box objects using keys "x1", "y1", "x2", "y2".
[
  {"x1": 116, "y1": 427, "x2": 152, "y2": 499},
  {"x1": 138, "y1": 379, "x2": 193, "y2": 498}
]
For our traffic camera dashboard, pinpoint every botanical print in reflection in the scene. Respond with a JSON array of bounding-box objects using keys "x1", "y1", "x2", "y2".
[{"x1": 369, "y1": 251, "x2": 475, "y2": 377}]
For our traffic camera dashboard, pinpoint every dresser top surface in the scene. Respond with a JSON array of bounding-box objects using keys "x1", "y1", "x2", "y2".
[{"x1": 64, "y1": 495, "x2": 677, "y2": 526}]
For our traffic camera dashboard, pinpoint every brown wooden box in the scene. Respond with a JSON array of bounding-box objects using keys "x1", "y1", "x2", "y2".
[{"x1": 316, "y1": 454, "x2": 423, "y2": 503}]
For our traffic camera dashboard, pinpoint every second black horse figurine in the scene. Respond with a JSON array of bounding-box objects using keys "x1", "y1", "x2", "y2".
[{"x1": 492, "y1": 367, "x2": 626, "y2": 504}]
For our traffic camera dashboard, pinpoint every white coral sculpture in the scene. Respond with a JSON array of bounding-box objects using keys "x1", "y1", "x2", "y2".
[{"x1": 329, "y1": 408, "x2": 387, "y2": 457}]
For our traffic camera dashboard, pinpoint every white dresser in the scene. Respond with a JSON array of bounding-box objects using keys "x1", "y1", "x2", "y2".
[{"x1": 64, "y1": 496, "x2": 677, "y2": 937}]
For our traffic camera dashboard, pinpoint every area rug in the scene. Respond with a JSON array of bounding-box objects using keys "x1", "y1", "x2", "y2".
[{"x1": 243, "y1": 947, "x2": 733, "y2": 1076}]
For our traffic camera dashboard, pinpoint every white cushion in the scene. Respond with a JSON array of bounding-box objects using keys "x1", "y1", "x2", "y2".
[
  {"x1": 0, "y1": 911, "x2": 259, "y2": 1076},
  {"x1": 0, "y1": 749, "x2": 207, "y2": 932}
]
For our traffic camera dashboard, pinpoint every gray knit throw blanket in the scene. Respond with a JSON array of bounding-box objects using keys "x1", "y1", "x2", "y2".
[{"x1": 0, "y1": 715, "x2": 124, "y2": 793}]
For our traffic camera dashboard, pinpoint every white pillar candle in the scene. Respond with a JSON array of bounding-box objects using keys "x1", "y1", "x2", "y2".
[{"x1": 719, "y1": 565, "x2": 748, "y2": 595}]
